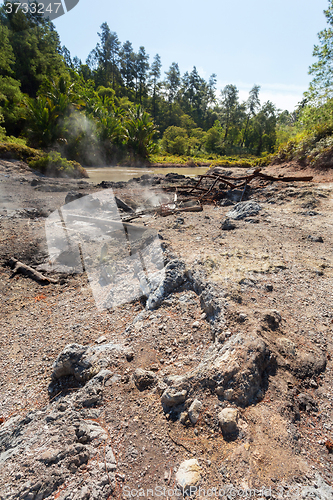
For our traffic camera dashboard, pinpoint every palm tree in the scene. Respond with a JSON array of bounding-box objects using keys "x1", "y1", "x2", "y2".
[{"x1": 123, "y1": 105, "x2": 157, "y2": 158}]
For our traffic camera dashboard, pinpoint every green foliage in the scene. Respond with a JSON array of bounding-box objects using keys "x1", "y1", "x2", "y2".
[
  {"x1": 0, "y1": 75, "x2": 24, "y2": 135},
  {"x1": 28, "y1": 151, "x2": 88, "y2": 178},
  {"x1": 0, "y1": 137, "x2": 42, "y2": 160},
  {"x1": 161, "y1": 126, "x2": 188, "y2": 155},
  {"x1": 307, "y1": 0, "x2": 333, "y2": 103},
  {"x1": 219, "y1": 84, "x2": 245, "y2": 145},
  {"x1": 273, "y1": 122, "x2": 333, "y2": 167},
  {"x1": 0, "y1": 23, "x2": 15, "y2": 75},
  {"x1": 0, "y1": 1, "x2": 66, "y2": 96},
  {"x1": 123, "y1": 105, "x2": 157, "y2": 158},
  {"x1": 161, "y1": 124, "x2": 207, "y2": 156},
  {"x1": 0, "y1": 6, "x2": 283, "y2": 164},
  {"x1": 25, "y1": 76, "x2": 82, "y2": 147},
  {"x1": 205, "y1": 120, "x2": 223, "y2": 153}
]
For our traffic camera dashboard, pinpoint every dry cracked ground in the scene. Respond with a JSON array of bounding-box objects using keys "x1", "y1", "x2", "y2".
[{"x1": 0, "y1": 159, "x2": 333, "y2": 500}]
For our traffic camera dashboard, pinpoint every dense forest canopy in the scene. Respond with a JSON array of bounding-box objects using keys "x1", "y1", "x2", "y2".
[{"x1": 1, "y1": 0, "x2": 333, "y2": 166}]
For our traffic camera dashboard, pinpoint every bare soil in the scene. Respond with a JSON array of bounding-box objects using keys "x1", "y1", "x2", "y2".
[{"x1": 0, "y1": 158, "x2": 333, "y2": 499}]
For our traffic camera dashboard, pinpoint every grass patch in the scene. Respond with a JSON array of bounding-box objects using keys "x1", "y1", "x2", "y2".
[{"x1": 149, "y1": 152, "x2": 272, "y2": 169}]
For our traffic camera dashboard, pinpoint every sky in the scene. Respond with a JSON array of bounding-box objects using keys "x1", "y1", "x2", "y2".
[{"x1": 51, "y1": 0, "x2": 330, "y2": 112}]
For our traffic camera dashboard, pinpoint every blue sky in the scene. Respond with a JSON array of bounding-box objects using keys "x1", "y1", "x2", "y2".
[{"x1": 52, "y1": 0, "x2": 329, "y2": 111}]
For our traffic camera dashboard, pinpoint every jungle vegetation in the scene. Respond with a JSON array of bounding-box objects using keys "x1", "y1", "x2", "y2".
[{"x1": 1, "y1": 0, "x2": 333, "y2": 169}]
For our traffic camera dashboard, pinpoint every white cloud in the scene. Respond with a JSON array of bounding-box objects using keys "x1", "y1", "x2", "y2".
[{"x1": 216, "y1": 80, "x2": 306, "y2": 112}]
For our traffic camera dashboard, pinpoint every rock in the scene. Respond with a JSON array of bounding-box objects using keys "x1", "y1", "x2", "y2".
[
  {"x1": 221, "y1": 218, "x2": 236, "y2": 230},
  {"x1": 276, "y1": 337, "x2": 296, "y2": 357},
  {"x1": 293, "y1": 350, "x2": 326, "y2": 379},
  {"x1": 238, "y1": 313, "x2": 247, "y2": 322},
  {"x1": 132, "y1": 369, "x2": 157, "y2": 390},
  {"x1": 308, "y1": 235, "x2": 324, "y2": 243},
  {"x1": 165, "y1": 172, "x2": 186, "y2": 181},
  {"x1": 225, "y1": 189, "x2": 244, "y2": 202},
  {"x1": 297, "y1": 393, "x2": 317, "y2": 412},
  {"x1": 189, "y1": 272, "x2": 226, "y2": 336},
  {"x1": 190, "y1": 335, "x2": 271, "y2": 406},
  {"x1": 262, "y1": 310, "x2": 281, "y2": 330},
  {"x1": 227, "y1": 201, "x2": 261, "y2": 220},
  {"x1": 145, "y1": 259, "x2": 188, "y2": 310},
  {"x1": 188, "y1": 399, "x2": 202, "y2": 424},
  {"x1": 175, "y1": 459, "x2": 202, "y2": 495},
  {"x1": 218, "y1": 407, "x2": 239, "y2": 435},
  {"x1": 65, "y1": 191, "x2": 85, "y2": 204},
  {"x1": 50, "y1": 342, "x2": 133, "y2": 386},
  {"x1": 51, "y1": 343, "x2": 91, "y2": 382},
  {"x1": 179, "y1": 411, "x2": 189, "y2": 425},
  {"x1": 95, "y1": 335, "x2": 107, "y2": 344},
  {"x1": 219, "y1": 198, "x2": 234, "y2": 207},
  {"x1": 192, "y1": 321, "x2": 200, "y2": 328},
  {"x1": 0, "y1": 384, "x2": 116, "y2": 500},
  {"x1": 265, "y1": 283, "x2": 273, "y2": 292},
  {"x1": 161, "y1": 388, "x2": 187, "y2": 407}
]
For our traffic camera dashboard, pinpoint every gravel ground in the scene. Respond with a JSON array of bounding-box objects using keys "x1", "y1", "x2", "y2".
[{"x1": 0, "y1": 159, "x2": 333, "y2": 500}]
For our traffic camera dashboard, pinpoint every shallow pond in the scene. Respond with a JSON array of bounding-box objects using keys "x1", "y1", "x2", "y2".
[{"x1": 85, "y1": 166, "x2": 210, "y2": 184}]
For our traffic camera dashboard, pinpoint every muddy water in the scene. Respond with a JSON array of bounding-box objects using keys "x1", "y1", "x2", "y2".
[{"x1": 85, "y1": 166, "x2": 210, "y2": 184}]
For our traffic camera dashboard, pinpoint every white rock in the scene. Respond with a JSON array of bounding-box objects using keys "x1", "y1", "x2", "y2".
[
  {"x1": 218, "y1": 407, "x2": 239, "y2": 435},
  {"x1": 176, "y1": 459, "x2": 202, "y2": 494},
  {"x1": 188, "y1": 399, "x2": 202, "y2": 424},
  {"x1": 161, "y1": 388, "x2": 187, "y2": 407}
]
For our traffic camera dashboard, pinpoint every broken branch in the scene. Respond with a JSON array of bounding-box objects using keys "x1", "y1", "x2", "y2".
[{"x1": 8, "y1": 258, "x2": 58, "y2": 284}]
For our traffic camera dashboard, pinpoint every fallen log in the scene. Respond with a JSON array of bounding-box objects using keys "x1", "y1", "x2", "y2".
[
  {"x1": 160, "y1": 205, "x2": 203, "y2": 216},
  {"x1": 8, "y1": 258, "x2": 58, "y2": 284}
]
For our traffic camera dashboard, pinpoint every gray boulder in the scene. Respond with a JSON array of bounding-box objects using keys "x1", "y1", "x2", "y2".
[
  {"x1": 133, "y1": 368, "x2": 157, "y2": 390},
  {"x1": 145, "y1": 259, "x2": 188, "y2": 310},
  {"x1": 227, "y1": 201, "x2": 261, "y2": 220}
]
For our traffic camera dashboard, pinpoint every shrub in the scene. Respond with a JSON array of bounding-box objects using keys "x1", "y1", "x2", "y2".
[{"x1": 28, "y1": 151, "x2": 88, "y2": 178}]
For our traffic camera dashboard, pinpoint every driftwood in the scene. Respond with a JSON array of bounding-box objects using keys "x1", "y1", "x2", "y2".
[
  {"x1": 8, "y1": 258, "x2": 58, "y2": 284},
  {"x1": 160, "y1": 205, "x2": 203, "y2": 217},
  {"x1": 175, "y1": 169, "x2": 314, "y2": 203}
]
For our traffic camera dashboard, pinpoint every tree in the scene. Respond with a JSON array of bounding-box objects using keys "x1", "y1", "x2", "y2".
[
  {"x1": 240, "y1": 84, "x2": 260, "y2": 147},
  {"x1": 149, "y1": 53, "x2": 162, "y2": 120},
  {"x1": 0, "y1": 76, "x2": 24, "y2": 135},
  {"x1": 135, "y1": 46, "x2": 149, "y2": 104},
  {"x1": 123, "y1": 105, "x2": 157, "y2": 158},
  {"x1": 307, "y1": 1, "x2": 333, "y2": 102},
  {"x1": 87, "y1": 23, "x2": 120, "y2": 89},
  {"x1": 248, "y1": 101, "x2": 277, "y2": 155},
  {"x1": 0, "y1": 24, "x2": 15, "y2": 76},
  {"x1": 180, "y1": 68, "x2": 216, "y2": 127},
  {"x1": 0, "y1": 2, "x2": 66, "y2": 96},
  {"x1": 164, "y1": 62, "x2": 181, "y2": 104},
  {"x1": 119, "y1": 41, "x2": 136, "y2": 93},
  {"x1": 62, "y1": 46, "x2": 73, "y2": 69},
  {"x1": 161, "y1": 126, "x2": 188, "y2": 155},
  {"x1": 219, "y1": 84, "x2": 244, "y2": 145},
  {"x1": 205, "y1": 120, "x2": 223, "y2": 153}
]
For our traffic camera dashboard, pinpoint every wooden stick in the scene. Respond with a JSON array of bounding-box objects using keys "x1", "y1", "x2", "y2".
[
  {"x1": 160, "y1": 205, "x2": 203, "y2": 217},
  {"x1": 8, "y1": 258, "x2": 58, "y2": 284}
]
